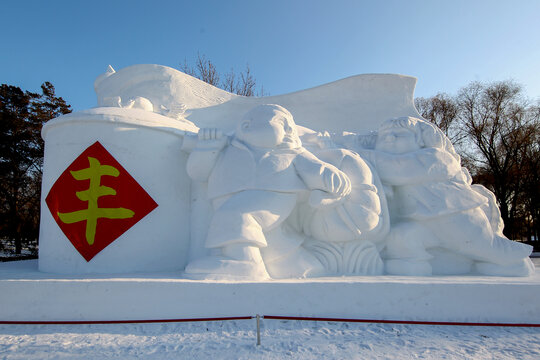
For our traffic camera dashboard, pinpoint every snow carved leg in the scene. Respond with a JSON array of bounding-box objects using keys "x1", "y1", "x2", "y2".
[{"x1": 185, "y1": 190, "x2": 309, "y2": 279}]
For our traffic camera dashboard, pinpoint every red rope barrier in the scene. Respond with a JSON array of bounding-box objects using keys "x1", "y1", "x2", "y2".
[
  {"x1": 262, "y1": 315, "x2": 540, "y2": 327},
  {"x1": 0, "y1": 316, "x2": 253, "y2": 325},
  {"x1": 1, "y1": 315, "x2": 539, "y2": 327}
]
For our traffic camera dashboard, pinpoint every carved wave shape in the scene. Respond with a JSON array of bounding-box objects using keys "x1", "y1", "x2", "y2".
[{"x1": 304, "y1": 240, "x2": 384, "y2": 275}]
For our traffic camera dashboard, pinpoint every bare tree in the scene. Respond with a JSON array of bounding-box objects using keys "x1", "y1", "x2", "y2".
[
  {"x1": 456, "y1": 80, "x2": 540, "y2": 239},
  {"x1": 180, "y1": 54, "x2": 262, "y2": 97},
  {"x1": 195, "y1": 53, "x2": 220, "y2": 87},
  {"x1": 415, "y1": 93, "x2": 463, "y2": 145},
  {"x1": 235, "y1": 64, "x2": 256, "y2": 96},
  {"x1": 520, "y1": 127, "x2": 540, "y2": 241},
  {"x1": 221, "y1": 68, "x2": 236, "y2": 93}
]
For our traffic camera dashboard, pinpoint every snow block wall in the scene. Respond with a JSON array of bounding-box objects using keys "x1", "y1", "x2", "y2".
[{"x1": 39, "y1": 107, "x2": 197, "y2": 273}]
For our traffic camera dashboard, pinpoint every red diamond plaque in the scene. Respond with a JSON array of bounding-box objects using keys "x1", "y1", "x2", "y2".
[{"x1": 46, "y1": 141, "x2": 158, "y2": 261}]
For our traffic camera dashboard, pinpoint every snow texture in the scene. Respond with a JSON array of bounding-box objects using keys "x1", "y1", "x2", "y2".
[
  {"x1": 2, "y1": 260, "x2": 539, "y2": 324},
  {"x1": 1, "y1": 319, "x2": 540, "y2": 359}
]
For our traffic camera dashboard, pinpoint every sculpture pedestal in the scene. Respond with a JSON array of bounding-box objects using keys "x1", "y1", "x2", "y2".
[{"x1": 2, "y1": 260, "x2": 539, "y2": 324}]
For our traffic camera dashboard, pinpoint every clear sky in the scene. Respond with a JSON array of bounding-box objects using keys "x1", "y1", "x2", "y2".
[{"x1": 1, "y1": 0, "x2": 539, "y2": 111}]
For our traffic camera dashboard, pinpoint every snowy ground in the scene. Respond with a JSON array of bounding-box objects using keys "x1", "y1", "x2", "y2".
[
  {"x1": 1, "y1": 257, "x2": 539, "y2": 359},
  {"x1": 1, "y1": 319, "x2": 540, "y2": 359}
]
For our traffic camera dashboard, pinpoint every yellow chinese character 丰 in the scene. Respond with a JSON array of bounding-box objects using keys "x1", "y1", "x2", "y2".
[{"x1": 58, "y1": 156, "x2": 134, "y2": 245}]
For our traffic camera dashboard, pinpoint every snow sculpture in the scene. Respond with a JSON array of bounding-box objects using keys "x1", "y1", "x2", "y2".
[
  {"x1": 355, "y1": 117, "x2": 534, "y2": 276},
  {"x1": 38, "y1": 64, "x2": 534, "y2": 278},
  {"x1": 184, "y1": 105, "x2": 386, "y2": 279}
]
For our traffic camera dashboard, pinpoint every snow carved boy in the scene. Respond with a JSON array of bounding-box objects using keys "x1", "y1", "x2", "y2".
[
  {"x1": 359, "y1": 116, "x2": 534, "y2": 276},
  {"x1": 184, "y1": 104, "x2": 352, "y2": 279}
]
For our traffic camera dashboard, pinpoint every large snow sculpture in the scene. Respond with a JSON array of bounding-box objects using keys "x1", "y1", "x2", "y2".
[
  {"x1": 356, "y1": 117, "x2": 534, "y2": 276},
  {"x1": 38, "y1": 64, "x2": 534, "y2": 278},
  {"x1": 184, "y1": 104, "x2": 385, "y2": 279}
]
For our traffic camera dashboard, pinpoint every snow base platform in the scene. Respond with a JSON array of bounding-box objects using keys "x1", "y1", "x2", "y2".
[{"x1": 1, "y1": 260, "x2": 539, "y2": 324}]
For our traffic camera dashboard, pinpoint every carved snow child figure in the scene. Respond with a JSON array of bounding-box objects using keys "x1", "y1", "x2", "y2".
[
  {"x1": 296, "y1": 131, "x2": 389, "y2": 275},
  {"x1": 184, "y1": 104, "x2": 352, "y2": 279},
  {"x1": 359, "y1": 116, "x2": 534, "y2": 276}
]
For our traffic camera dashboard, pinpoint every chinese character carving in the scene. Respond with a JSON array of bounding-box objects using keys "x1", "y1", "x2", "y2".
[
  {"x1": 57, "y1": 157, "x2": 135, "y2": 246},
  {"x1": 46, "y1": 142, "x2": 158, "y2": 261}
]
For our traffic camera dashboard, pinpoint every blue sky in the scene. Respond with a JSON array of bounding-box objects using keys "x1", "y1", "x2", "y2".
[{"x1": 1, "y1": 0, "x2": 539, "y2": 111}]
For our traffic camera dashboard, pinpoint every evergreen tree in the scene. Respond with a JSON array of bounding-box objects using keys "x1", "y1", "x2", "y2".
[{"x1": 0, "y1": 82, "x2": 71, "y2": 254}]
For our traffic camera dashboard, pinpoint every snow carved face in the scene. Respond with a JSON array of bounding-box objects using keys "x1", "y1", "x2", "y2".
[
  {"x1": 375, "y1": 126, "x2": 421, "y2": 154},
  {"x1": 236, "y1": 104, "x2": 301, "y2": 149}
]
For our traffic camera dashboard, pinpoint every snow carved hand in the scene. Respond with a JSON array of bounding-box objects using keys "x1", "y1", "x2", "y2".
[
  {"x1": 196, "y1": 128, "x2": 228, "y2": 151},
  {"x1": 324, "y1": 167, "x2": 352, "y2": 198}
]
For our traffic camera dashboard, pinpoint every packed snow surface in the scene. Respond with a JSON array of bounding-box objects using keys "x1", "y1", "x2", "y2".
[
  {"x1": 1, "y1": 258, "x2": 539, "y2": 359},
  {"x1": 1, "y1": 319, "x2": 540, "y2": 359}
]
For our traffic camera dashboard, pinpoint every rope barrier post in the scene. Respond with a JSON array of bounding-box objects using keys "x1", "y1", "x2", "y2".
[{"x1": 256, "y1": 314, "x2": 261, "y2": 346}]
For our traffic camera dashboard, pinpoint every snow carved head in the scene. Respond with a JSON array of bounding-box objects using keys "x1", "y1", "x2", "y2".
[
  {"x1": 375, "y1": 116, "x2": 447, "y2": 154},
  {"x1": 236, "y1": 104, "x2": 302, "y2": 149}
]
